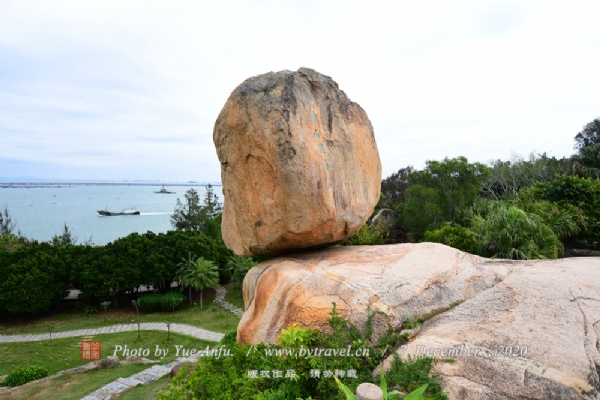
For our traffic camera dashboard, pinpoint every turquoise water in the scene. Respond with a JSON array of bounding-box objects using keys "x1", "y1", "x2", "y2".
[{"x1": 0, "y1": 185, "x2": 222, "y2": 245}]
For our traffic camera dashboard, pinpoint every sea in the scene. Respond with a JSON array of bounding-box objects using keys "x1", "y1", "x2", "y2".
[{"x1": 0, "y1": 184, "x2": 223, "y2": 246}]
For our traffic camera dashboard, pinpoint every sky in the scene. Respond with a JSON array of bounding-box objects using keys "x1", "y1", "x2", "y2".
[{"x1": 1, "y1": 0, "x2": 599, "y2": 182}]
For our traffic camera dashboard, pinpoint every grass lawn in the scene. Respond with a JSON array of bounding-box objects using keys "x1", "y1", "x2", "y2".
[
  {"x1": 0, "y1": 284, "x2": 242, "y2": 336},
  {"x1": 117, "y1": 375, "x2": 171, "y2": 400},
  {"x1": 224, "y1": 285, "x2": 245, "y2": 309},
  {"x1": 0, "y1": 331, "x2": 216, "y2": 376},
  {"x1": 0, "y1": 363, "x2": 155, "y2": 400}
]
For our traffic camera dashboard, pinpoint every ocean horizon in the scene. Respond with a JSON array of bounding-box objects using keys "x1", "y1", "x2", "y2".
[{"x1": 0, "y1": 183, "x2": 223, "y2": 246}]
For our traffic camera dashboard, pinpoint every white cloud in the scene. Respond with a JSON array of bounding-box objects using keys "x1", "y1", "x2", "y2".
[{"x1": 0, "y1": 0, "x2": 599, "y2": 181}]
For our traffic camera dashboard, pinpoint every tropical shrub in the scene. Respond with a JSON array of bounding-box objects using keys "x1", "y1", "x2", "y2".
[
  {"x1": 531, "y1": 175, "x2": 600, "y2": 247},
  {"x1": 227, "y1": 254, "x2": 258, "y2": 289},
  {"x1": 470, "y1": 204, "x2": 563, "y2": 259}
]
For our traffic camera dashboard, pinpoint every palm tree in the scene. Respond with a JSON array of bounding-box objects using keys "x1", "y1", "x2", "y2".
[
  {"x1": 176, "y1": 252, "x2": 196, "y2": 304},
  {"x1": 183, "y1": 257, "x2": 220, "y2": 309},
  {"x1": 470, "y1": 205, "x2": 563, "y2": 259},
  {"x1": 226, "y1": 255, "x2": 257, "y2": 291}
]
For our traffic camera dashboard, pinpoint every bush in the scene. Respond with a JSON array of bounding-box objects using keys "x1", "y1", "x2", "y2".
[
  {"x1": 423, "y1": 225, "x2": 478, "y2": 254},
  {"x1": 138, "y1": 293, "x2": 186, "y2": 313},
  {"x1": 157, "y1": 304, "x2": 447, "y2": 400},
  {"x1": 160, "y1": 292, "x2": 186, "y2": 312},
  {"x1": 343, "y1": 224, "x2": 388, "y2": 246},
  {"x1": 139, "y1": 294, "x2": 163, "y2": 313},
  {"x1": 1, "y1": 366, "x2": 48, "y2": 387}
]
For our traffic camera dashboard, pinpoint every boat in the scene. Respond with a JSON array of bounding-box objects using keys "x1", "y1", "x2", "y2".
[
  {"x1": 97, "y1": 207, "x2": 140, "y2": 216},
  {"x1": 155, "y1": 185, "x2": 175, "y2": 194}
]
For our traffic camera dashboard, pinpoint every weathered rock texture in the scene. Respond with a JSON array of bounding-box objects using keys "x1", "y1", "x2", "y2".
[
  {"x1": 238, "y1": 243, "x2": 514, "y2": 344},
  {"x1": 371, "y1": 208, "x2": 398, "y2": 230},
  {"x1": 381, "y1": 256, "x2": 600, "y2": 399},
  {"x1": 214, "y1": 68, "x2": 381, "y2": 256},
  {"x1": 237, "y1": 243, "x2": 600, "y2": 398}
]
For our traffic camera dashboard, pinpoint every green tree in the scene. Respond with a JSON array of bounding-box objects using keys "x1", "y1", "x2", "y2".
[
  {"x1": 179, "y1": 257, "x2": 220, "y2": 309},
  {"x1": 531, "y1": 175, "x2": 600, "y2": 248},
  {"x1": 574, "y1": 117, "x2": 600, "y2": 151},
  {"x1": 481, "y1": 152, "x2": 573, "y2": 200},
  {"x1": 171, "y1": 185, "x2": 223, "y2": 231},
  {"x1": 0, "y1": 205, "x2": 16, "y2": 236},
  {"x1": 51, "y1": 222, "x2": 77, "y2": 246},
  {"x1": 201, "y1": 212, "x2": 223, "y2": 240},
  {"x1": 0, "y1": 206, "x2": 27, "y2": 251},
  {"x1": 0, "y1": 248, "x2": 69, "y2": 314},
  {"x1": 176, "y1": 251, "x2": 198, "y2": 304},
  {"x1": 171, "y1": 188, "x2": 207, "y2": 230},
  {"x1": 401, "y1": 157, "x2": 491, "y2": 240},
  {"x1": 203, "y1": 183, "x2": 222, "y2": 219},
  {"x1": 401, "y1": 185, "x2": 444, "y2": 239},
  {"x1": 573, "y1": 143, "x2": 600, "y2": 178},
  {"x1": 380, "y1": 166, "x2": 413, "y2": 210}
]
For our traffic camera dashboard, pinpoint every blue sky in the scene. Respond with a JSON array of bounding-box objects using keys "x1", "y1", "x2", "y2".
[{"x1": 1, "y1": 0, "x2": 599, "y2": 182}]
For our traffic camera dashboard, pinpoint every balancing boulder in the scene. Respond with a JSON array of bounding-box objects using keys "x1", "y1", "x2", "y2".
[{"x1": 214, "y1": 67, "x2": 381, "y2": 256}]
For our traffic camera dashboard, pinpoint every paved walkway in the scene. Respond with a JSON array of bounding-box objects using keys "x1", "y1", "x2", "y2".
[
  {"x1": 1, "y1": 286, "x2": 246, "y2": 344},
  {"x1": 214, "y1": 286, "x2": 245, "y2": 318},
  {"x1": 81, "y1": 355, "x2": 205, "y2": 400},
  {"x1": 79, "y1": 288, "x2": 244, "y2": 399},
  {"x1": 0, "y1": 287, "x2": 247, "y2": 399},
  {"x1": 0, "y1": 323, "x2": 224, "y2": 343}
]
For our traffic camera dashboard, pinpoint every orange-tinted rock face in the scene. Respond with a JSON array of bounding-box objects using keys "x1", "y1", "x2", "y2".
[
  {"x1": 213, "y1": 68, "x2": 381, "y2": 256},
  {"x1": 236, "y1": 243, "x2": 515, "y2": 345},
  {"x1": 237, "y1": 243, "x2": 600, "y2": 399}
]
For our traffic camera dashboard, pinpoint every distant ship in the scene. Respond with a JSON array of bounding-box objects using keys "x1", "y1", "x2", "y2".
[
  {"x1": 155, "y1": 185, "x2": 175, "y2": 194},
  {"x1": 97, "y1": 207, "x2": 140, "y2": 216}
]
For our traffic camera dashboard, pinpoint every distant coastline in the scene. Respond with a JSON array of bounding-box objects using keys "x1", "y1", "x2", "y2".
[{"x1": 0, "y1": 182, "x2": 222, "y2": 189}]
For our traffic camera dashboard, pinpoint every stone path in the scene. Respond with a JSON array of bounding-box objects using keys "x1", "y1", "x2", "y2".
[
  {"x1": 78, "y1": 288, "x2": 245, "y2": 399},
  {"x1": 0, "y1": 288, "x2": 245, "y2": 399},
  {"x1": 214, "y1": 286, "x2": 245, "y2": 318},
  {"x1": 81, "y1": 355, "x2": 204, "y2": 400},
  {"x1": 1, "y1": 287, "x2": 246, "y2": 344},
  {"x1": 0, "y1": 322, "x2": 224, "y2": 343}
]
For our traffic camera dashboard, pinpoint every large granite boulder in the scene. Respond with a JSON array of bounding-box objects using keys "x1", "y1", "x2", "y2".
[
  {"x1": 380, "y1": 256, "x2": 600, "y2": 400},
  {"x1": 237, "y1": 243, "x2": 514, "y2": 344},
  {"x1": 237, "y1": 243, "x2": 600, "y2": 398},
  {"x1": 213, "y1": 68, "x2": 381, "y2": 256}
]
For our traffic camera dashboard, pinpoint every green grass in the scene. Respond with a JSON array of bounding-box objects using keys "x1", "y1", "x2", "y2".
[
  {"x1": 0, "y1": 363, "x2": 153, "y2": 400},
  {"x1": 117, "y1": 375, "x2": 171, "y2": 400},
  {"x1": 224, "y1": 285, "x2": 245, "y2": 310},
  {"x1": 0, "y1": 283, "x2": 244, "y2": 400},
  {"x1": 0, "y1": 331, "x2": 215, "y2": 376},
  {"x1": 0, "y1": 286, "x2": 241, "y2": 336}
]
